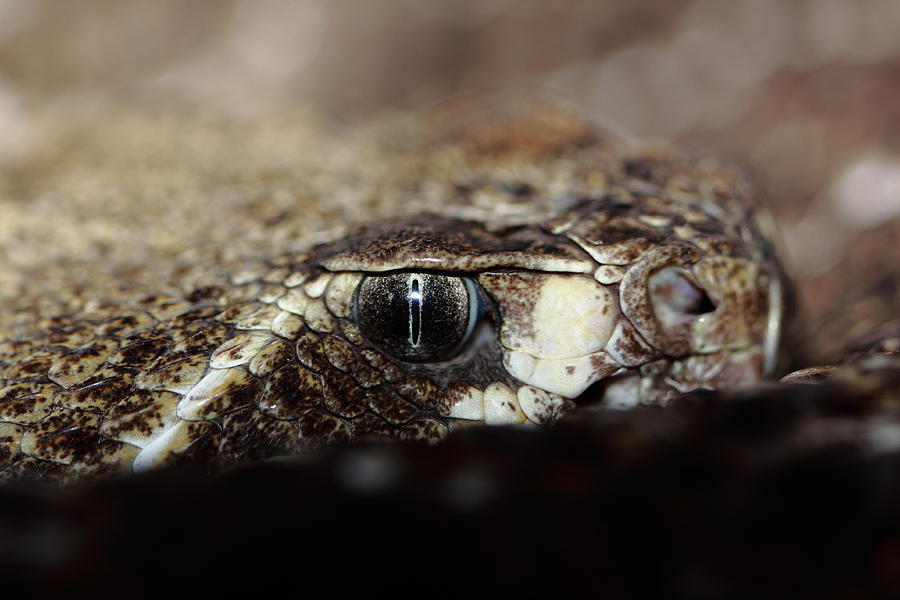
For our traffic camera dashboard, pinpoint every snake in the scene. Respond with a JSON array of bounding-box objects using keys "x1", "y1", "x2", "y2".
[{"x1": 0, "y1": 102, "x2": 795, "y2": 484}]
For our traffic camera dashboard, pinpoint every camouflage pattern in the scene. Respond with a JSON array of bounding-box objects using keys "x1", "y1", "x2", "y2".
[{"x1": 0, "y1": 106, "x2": 785, "y2": 482}]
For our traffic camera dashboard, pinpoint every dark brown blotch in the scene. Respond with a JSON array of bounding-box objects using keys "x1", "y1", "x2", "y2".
[
  {"x1": 22, "y1": 408, "x2": 102, "y2": 465},
  {"x1": 0, "y1": 352, "x2": 60, "y2": 381},
  {"x1": 398, "y1": 418, "x2": 447, "y2": 445},
  {"x1": 159, "y1": 421, "x2": 221, "y2": 473},
  {"x1": 0, "y1": 456, "x2": 64, "y2": 484},
  {"x1": 297, "y1": 410, "x2": 352, "y2": 445},
  {"x1": 295, "y1": 331, "x2": 330, "y2": 372},
  {"x1": 395, "y1": 375, "x2": 440, "y2": 411},
  {"x1": 366, "y1": 387, "x2": 418, "y2": 425},
  {"x1": 93, "y1": 312, "x2": 154, "y2": 337},
  {"x1": 218, "y1": 409, "x2": 299, "y2": 463},
  {"x1": 100, "y1": 390, "x2": 179, "y2": 443},
  {"x1": 107, "y1": 337, "x2": 170, "y2": 367},
  {"x1": 258, "y1": 363, "x2": 324, "y2": 419},
  {"x1": 60, "y1": 376, "x2": 133, "y2": 413},
  {"x1": 322, "y1": 369, "x2": 369, "y2": 418},
  {"x1": 351, "y1": 412, "x2": 396, "y2": 440},
  {"x1": 170, "y1": 320, "x2": 231, "y2": 353}
]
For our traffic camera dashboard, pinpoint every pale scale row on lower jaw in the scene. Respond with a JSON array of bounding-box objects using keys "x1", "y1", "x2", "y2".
[
  {"x1": 443, "y1": 381, "x2": 570, "y2": 425},
  {"x1": 131, "y1": 374, "x2": 569, "y2": 473},
  {"x1": 133, "y1": 360, "x2": 571, "y2": 472}
]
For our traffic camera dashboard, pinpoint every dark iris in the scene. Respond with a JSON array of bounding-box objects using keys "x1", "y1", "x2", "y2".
[{"x1": 354, "y1": 273, "x2": 479, "y2": 362}]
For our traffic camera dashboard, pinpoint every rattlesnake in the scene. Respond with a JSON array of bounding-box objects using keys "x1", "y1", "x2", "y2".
[{"x1": 0, "y1": 101, "x2": 890, "y2": 485}]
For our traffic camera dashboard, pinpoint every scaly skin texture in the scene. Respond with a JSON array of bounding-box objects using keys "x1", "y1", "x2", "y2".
[{"x1": 0, "y1": 103, "x2": 785, "y2": 483}]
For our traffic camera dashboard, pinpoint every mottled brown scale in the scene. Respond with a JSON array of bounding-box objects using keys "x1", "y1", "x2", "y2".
[
  {"x1": 170, "y1": 320, "x2": 230, "y2": 354},
  {"x1": 139, "y1": 296, "x2": 195, "y2": 321},
  {"x1": 1, "y1": 352, "x2": 59, "y2": 380},
  {"x1": 20, "y1": 408, "x2": 102, "y2": 465},
  {"x1": 262, "y1": 267, "x2": 291, "y2": 285},
  {"x1": 366, "y1": 388, "x2": 417, "y2": 426},
  {"x1": 323, "y1": 335, "x2": 383, "y2": 387},
  {"x1": 0, "y1": 339, "x2": 37, "y2": 361},
  {"x1": 0, "y1": 456, "x2": 63, "y2": 483},
  {"x1": 248, "y1": 340, "x2": 293, "y2": 377},
  {"x1": 399, "y1": 419, "x2": 448, "y2": 445},
  {"x1": 303, "y1": 301, "x2": 336, "y2": 333},
  {"x1": 47, "y1": 339, "x2": 119, "y2": 389},
  {"x1": 93, "y1": 313, "x2": 155, "y2": 337},
  {"x1": 211, "y1": 333, "x2": 271, "y2": 369},
  {"x1": 100, "y1": 390, "x2": 180, "y2": 446},
  {"x1": 59, "y1": 375, "x2": 133, "y2": 413},
  {"x1": 478, "y1": 273, "x2": 541, "y2": 344},
  {"x1": 297, "y1": 411, "x2": 352, "y2": 445},
  {"x1": 0, "y1": 422, "x2": 24, "y2": 470},
  {"x1": 352, "y1": 412, "x2": 396, "y2": 440},
  {"x1": 322, "y1": 370, "x2": 370, "y2": 418},
  {"x1": 577, "y1": 213, "x2": 667, "y2": 248},
  {"x1": 153, "y1": 420, "x2": 221, "y2": 471},
  {"x1": 234, "y1": 304, "x2": 283, "y2": 331},
  {"x1": 295, "y1": 331, "x2": 331, "y2": 372},
  {"x1": 0, "y1": 105, "x2": 787, "y2": 482},
  {"x1": 258, "y1": 363, "x2": 324, "y2": 419},
  {"x1": 181, "y1": 368, "x2": 260, "y2": 420},
  {"x1": 216, "y1": 302, "x2": 266, "y2": 328},
  {"x1": 360, "y1": 349, "x2": 405, "y2": 383},
  {"x1": 323, "y1": 335, "x2": 361, "y2": 374},
  {"x1": 607, "y1": 321, "x2": 657, "y2": 367},
  {"x1": 218, "y1": 409, "x2": 298, "y2": 463},
  {"x1": 0, "y1": 384, "x2": 58, "y2": 425},
  {"x1": 135, "y1": 352, "x2": 209, "y2": 395},
  {"x1": 395, "y1": 376, "x2": 442, "y2": 412},
  {"x1": 64, "y1": 440, "x2": 138, "y2": 482},
  {"x1": 107, "y1": 336, "x2": 171, "y2": 367},
  {"x1": 271, "y1": 311, "x2": 305, "y2": 339},
  {"x1": 219, "y1": 281, "x2": 266, "y2": 306},
  {"x1": 43, "y1": 323, "x2": 95, "y2": 349},
  {"x1": 337, "y1": 320, "x2": 365, "y2": 346},
  {"x1": 257, "y1": 284, "x2": 287, "y2": 304}
]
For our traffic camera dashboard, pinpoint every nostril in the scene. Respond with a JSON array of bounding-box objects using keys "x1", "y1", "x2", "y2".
[
  {"x1": 648, "y1": 267, "x2": 716, "y2": 331},
  {"x1": 683, "y1": 283, "x2": 716, "y2": 315}
]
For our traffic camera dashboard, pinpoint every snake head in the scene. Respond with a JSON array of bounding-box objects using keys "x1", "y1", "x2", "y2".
[
  {"x1": 0, "y1": 132, "x2": 788, "y2": 482},
  {"x1": 317, "y1": 193, "x2": 784, "y2": 423},
  {"x1": 0, "y1": 105, "x2": 790, "y2": 481}
]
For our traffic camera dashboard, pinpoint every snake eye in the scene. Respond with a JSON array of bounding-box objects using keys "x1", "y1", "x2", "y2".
[
  {"x1": 648, "y1": 267, "x2": 716, "y2": 333},
  {"x1": 354, "y1": 273, "x2": 481, "y2": 362}
]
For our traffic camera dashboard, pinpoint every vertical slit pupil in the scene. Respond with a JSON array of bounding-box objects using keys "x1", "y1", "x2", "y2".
[{"x1": 410, "y1": 277, "x2": 421, "y2": 346}]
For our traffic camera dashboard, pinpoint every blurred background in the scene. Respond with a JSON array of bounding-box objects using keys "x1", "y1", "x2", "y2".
[{"x1": 1, "y1": 0, "x2": 899, "y2": 362}]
